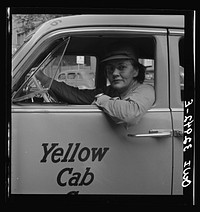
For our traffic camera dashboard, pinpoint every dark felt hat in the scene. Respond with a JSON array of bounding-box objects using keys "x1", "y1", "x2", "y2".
[{"x1": 101, "y1": 43, "x2": 138, "y2": 63}]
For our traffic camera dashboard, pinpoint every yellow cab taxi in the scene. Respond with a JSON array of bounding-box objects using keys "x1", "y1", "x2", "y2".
[{"x1": 10, "y1": 14, "x2": 186, "y2": 204}]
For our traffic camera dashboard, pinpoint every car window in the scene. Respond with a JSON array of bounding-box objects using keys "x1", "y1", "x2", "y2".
[
  {"x1": 179, "y1": 37, "x2": 184, "y2": 101},
  {"x1": 67, "y1": 73, "x2": 76, "y2": 79},
  {"x1": 55, "y1": 56, "x2": 96, "y2": 89},
  {"x1": 12, "y1": 37, "x2": 96, "y2": 102},
  {"x1": 58, "y1": 73, "x2": 66, "y2": 80},
  {"x1": 140, "y1": 58, "x2": 154, "y2": 86},
  {"x1": 12, "y1": 34, "x2": 155, "y2": 103}
]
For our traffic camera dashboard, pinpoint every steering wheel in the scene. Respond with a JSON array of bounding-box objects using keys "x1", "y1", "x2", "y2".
[{"x1": 30, "y1": 75, "x2": 58, "y2": 103}]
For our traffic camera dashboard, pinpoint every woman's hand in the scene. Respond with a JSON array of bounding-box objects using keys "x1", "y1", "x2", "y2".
[
  {"x1": 35, "y1": 70, "x2": 45, "y2": 81},
  {"x1": 35, "y1": 70, "x2": 51, "y2": 87}
]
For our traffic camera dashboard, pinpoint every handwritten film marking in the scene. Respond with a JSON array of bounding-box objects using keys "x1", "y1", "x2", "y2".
[{"x1": 182, "y1": 99, "x2": 193, "y2": 188}]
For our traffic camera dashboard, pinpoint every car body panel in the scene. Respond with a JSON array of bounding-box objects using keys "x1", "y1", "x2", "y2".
[
  {"x1": 171, "y1": 110, "x2": 184, "y2": 194},
  {"x1": 11, "y1": 105, "x2": 172, "y2": 194},
  {"x1": 168, "y1": 30, "x2": 184, "y2": 194}
]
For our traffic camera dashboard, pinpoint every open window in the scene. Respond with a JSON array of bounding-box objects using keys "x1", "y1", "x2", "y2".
[
  {"x1": 12, "y1": 32, "x2": 155, "y2": 104},
  {"x1": 99, "y1": 37, "x2": 155, "y2": 92}
]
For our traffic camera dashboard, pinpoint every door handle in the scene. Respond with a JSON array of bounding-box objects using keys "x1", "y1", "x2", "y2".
[{"x1": 127, "y1": 129, "x2": 172, "y2": 138}]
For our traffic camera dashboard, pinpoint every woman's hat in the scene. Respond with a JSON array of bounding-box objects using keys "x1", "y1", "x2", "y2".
[{"x1": 101, "y1": 42, "x2": 138, "y2": 63}]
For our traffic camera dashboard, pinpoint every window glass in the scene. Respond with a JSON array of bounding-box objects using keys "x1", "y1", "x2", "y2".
[
  {"x1": 140, "y1": 58, "x2": 154, "y2": 86},
  {"x1": 54, "y1": 56, "x2": 96, "y2": 89},
  {"x1": 179, "y1": 37, "x2": 184, "y2": 101},
  {"x1": 58, "y1": 73, "x2": 66, "y2": 80}
]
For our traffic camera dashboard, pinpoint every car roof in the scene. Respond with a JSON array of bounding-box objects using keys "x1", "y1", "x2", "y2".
[
  {"x1": 36, "y1": 15, "x2": 184, "y2": 36},
  {"x1": 43, "y1": 14, "x2": 184, "y2": 29},
  {"x1": 14, "y1": 14, "x2": 184, "y2": 59},
  {"x1": 23, "y1": 15, "x2": 184, "y2": 55},
  {"x1": 13, "y1": 15, "x2": 184, "y2": 61}
]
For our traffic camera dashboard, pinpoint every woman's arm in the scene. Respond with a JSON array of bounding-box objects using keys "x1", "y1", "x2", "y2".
[
  {"x1": 50, "y1": 80, "x2": 97, "y2": 104},
  {"x1": 35, "y1": 70, "x2": 98, "y2": 104},
  {"x1": 94, "y1": 85, "x2": 155, "y2": 125}
]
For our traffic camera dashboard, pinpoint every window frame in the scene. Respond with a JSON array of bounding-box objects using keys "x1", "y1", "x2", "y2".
[
  {"x1": 12, "y1": 27, "x2": 167, "y2": 108},
  {"x1": 168, "y1": 29, "x2": 184, "y2": 108}
]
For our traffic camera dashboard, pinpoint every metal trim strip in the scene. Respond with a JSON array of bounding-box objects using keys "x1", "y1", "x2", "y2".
[
  {"x1": 168, "y1": 29, "x2": 184, "y2": 36},
  {"x1": 170, "y1": 108, "x2": 184, "y2": 112},
  {"x1": 46, "y1": 27, "x2": 167, "y2": 37},
  {"x1": 12, "y1": 106, "x2": 172, "y2": 113}
]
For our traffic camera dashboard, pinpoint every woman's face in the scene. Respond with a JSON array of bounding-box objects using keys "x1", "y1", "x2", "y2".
[{"x1": 105, "y1": 59, "x2": 139, "y2": 93}]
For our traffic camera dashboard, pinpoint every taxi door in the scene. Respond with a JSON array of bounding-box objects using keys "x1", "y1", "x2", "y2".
[{"x1": 11, "y1": 31, "x2": 173, "y2": 195}]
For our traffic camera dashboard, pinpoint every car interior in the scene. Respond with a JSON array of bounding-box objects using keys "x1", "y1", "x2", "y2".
[{"x1": 12, "y1": 34, "x2": 156, "y2": 103}]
